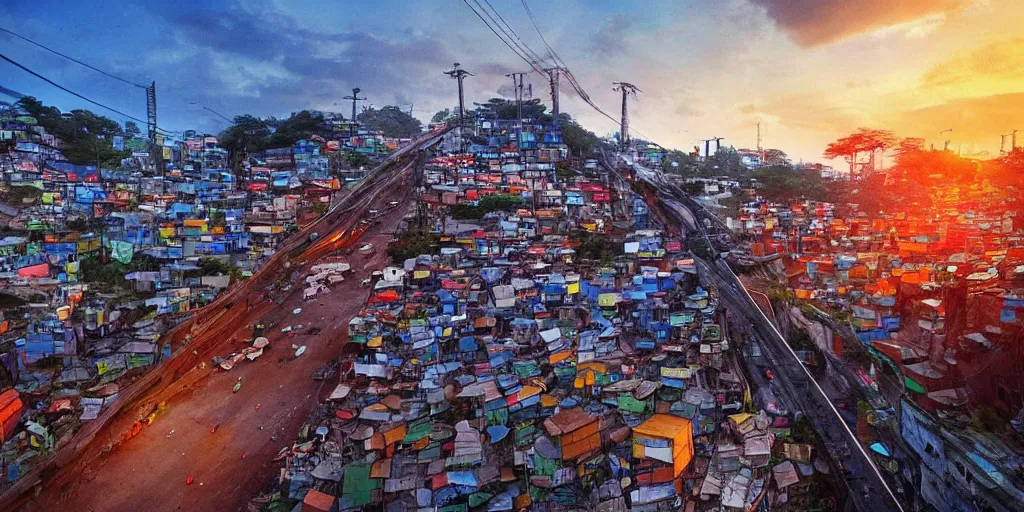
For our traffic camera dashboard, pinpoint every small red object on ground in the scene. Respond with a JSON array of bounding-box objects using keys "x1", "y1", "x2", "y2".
[{"x1": 186, "y1": 476, "x2": 194, "y2": 485}]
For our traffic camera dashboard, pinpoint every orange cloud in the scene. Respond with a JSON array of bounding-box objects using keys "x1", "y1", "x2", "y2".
[
  {"x1": 882, "y1": 93, "x2": 1024, "y2": 152},
  {"x1": 749, "y1": 0, "x2": 967, "y2": 46},
  {"x1": 920, "y1": 38, "x2": 1024, "y2": 94}
]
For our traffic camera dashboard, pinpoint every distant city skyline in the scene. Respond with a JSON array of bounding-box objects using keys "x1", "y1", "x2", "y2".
[{"x1": 2, "y1": 0, "x2": 1021, "y2": 162}]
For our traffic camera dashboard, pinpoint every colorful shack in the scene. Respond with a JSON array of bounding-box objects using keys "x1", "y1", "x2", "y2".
[{"x1": 632, "y1": 413, "x2": 694, "y2": 477}]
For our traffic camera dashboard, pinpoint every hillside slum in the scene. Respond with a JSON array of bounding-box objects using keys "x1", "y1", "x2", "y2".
[
  {"x1": 721, "y1": 177, "x2": 1024, "y2": 510},
  {"x1": 256, "y1": 118, "x2": 840, "y2": 511},
  {"x1": 0, "y1": 108, "x2": 407, "y2": 491}
]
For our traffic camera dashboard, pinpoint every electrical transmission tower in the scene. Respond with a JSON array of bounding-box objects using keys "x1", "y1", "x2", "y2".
[
  {"x1": 444, "y1": 63, "x2": 473, "y2": 150},
  {"x1": 612, "y1": 82, "x2": 641, "y2": 150},
  {"x1": 343, "y1": 88, "x2": 367, "y2": 136},
  {"x1": 545, "y1": 67, "x2": 563, "y2": 127},
  {"x1": 145, "y1": 82, "x2": 157, "y2": 142}
]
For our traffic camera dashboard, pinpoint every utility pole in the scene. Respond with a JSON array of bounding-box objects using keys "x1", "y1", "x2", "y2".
[
  {"x1": 545, "y1": 67, "x2": 562, "y2": 128},
  {"x1": 506, "y1": 72, "x2": 527, "y2": 156},
  {"x1": 343, "y1": 87, "x2": 366, "y2": 137},
  {"x1": 145, "y1": 81, "x2": 159, "y2": 175},
  {"x1": 940, "y1": 128, "x2": 952, "y2": 152},
  {"x1": 444, "y1": 63, "x2": 473, "y2": 152},
  {"x1": 507, "y1": 72, "x2": 532, "y2": 212},
  {"x1": 612, "y1": 82, "x2": 641, "y2": 151},
  {"x1": 146, "y1": 81, "x2": 157, "y2": 142},
  {"x1": 1014, "y1": 129, "x2": 1019, "y2": 152},
  {"x1": 756, "y1": 120, "x2": 763, "y2": 166}
]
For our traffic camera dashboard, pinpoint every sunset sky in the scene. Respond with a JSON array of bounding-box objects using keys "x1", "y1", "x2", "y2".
[{"x1": 2, "y1": 0, "x2": 1022, "y2": 162}]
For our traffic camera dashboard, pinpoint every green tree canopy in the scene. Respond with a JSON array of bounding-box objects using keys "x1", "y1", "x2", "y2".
[
  {"x1": 358, "y1": 106, "x2": 423, "y2": 138},
  {"x1": 15, "y1": 96, "x2": 129, "y2": 167},
  {"x1": 753, "y1": 165, "x2": 827, "y2": 203},
  {"x1": 661, "y1": 149, "x2": 698, "y2": 175},
  {"x1": 558, "y1": 113, "x2": 598, "y2": 157},
  {"x1": 266, "y1": 110, "x2": 325, "y2": 148},
  {"x1": 475, "y1": 98, "x2": 549, "y2": 121},
  {"x1": 430, "y1": 108, "x2": 453, "y2": 124},
  {"x1": 703, "y1": 146, "x2": 744, "y2": 174}
]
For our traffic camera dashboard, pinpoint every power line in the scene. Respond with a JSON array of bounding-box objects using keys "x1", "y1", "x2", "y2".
[
  {"x1": 0, "y1": 52, "x2": 173, "y2": 135},
  {"x1": 480, "y1": 0, "x2": 547, "y2": 66},
  {"x1": 520, "y1": 1, "x2": 659, "y2": 144},
  {"x1": 0, "y1": 26, "x2": 148, "y2": 89},
  {"x1": 521, "y1": 0, "x2": 568, "y2": 68},
  {"x1": 462, "y1": 0, "x2": 542, "y2": 75}
]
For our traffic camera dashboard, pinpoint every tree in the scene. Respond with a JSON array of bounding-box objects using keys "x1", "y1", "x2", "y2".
[
  {"x1": 475, "y1": 98, "x2": 549, "y2": 121},
  {"x1": 558, "y1": 114, "x2": 598, "y2": 156},
  {"x1": 266, "y1": 110, "x2": 325, "y2": 148},
  {"x1": 661, "y1": 149, "x2": 698, "y2": 175},
  {"x1": 753, "y1": 165, "x2": 827, "y2": 203},
  {"x1": 895, "y1": 137, "x2": 925, "y2": 155},
  {"x1": 891, "y1": 147, "x2": 976, "y2": 186},
  {"x1": 823, "y1": 128, "x2": 897, "y2": 177},
  {"x1": 358, "y1": 106, "x2": 423, "y2": 138},
  {"x1": 762, "y1": 149, "x2": 789, "y2": 166},
  {"x1": 430, "y1": 108, "x2": 453, "y2": 124},
  {"x1": 124, "y1": 121, "x2": 142, "y2": 139},
  {"x1": 14, "y1": 96, "x2": 130, "y2": 167},
  {"x1": 702, "y1": 145, "x2": 744, "y2": 174},
  {"x1": 219, "y1": 114, "x2": 272, "y2": 173}
]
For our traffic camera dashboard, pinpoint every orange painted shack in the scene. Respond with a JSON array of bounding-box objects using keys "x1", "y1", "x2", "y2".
[
  {"x1": 542, "y1": 408, "x2": 600, "y2": 461},
  {"x1": 0, "y1": 389, "x2": 24, "y2": 442},
  {"x1": 632, "y1": 414, "x2": 694, "y2": 477}
]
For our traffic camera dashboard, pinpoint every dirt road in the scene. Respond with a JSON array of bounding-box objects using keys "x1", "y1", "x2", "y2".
[{"x1": 25, "y1": 184, "x2": 413, "y2": 512}]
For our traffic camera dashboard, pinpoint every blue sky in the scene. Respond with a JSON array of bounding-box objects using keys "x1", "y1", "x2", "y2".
[{"x1": 3, "y1": 0, "x2": 1022, "y2": 161}]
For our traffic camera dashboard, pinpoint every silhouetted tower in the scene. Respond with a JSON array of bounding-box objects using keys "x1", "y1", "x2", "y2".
[
  {"x1": 343, "y1": 88, "x2": 366, "y2": 135},
  {"x1": 545, "y1": 67, "x2": 562, "y2": 127},
  {"x1": 444, "y1": 63, "x2": 473, "y2": 129},
  {"x1": 756, "y1": 120, "x2": 763, "y2": 165},
  {"x1": 506, "y1": 72, "x2": 527, "y2": 152},
  {"x1": 445, "y1": 63, "x2": 473, "y2": 151},
  {"x1": 612, "y1": 82, "x2": 641, "y2": 149},
  {"x1": 144, "y1": 82, "x2": 160, "y2": 172},
  {"x1": 145, "y1": 82, "x2": 157, "y2": 142}
]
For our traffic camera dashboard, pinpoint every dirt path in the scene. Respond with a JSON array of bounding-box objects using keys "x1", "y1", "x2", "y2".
[{"x1": 25, "y1": 191, "x2": 411, "y2": 512}]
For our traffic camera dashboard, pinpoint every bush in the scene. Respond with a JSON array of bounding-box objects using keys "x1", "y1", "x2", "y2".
[
  {"x1": 198, "y1": 257, "x2": 242, "y2": 281},
  {"x1": 80, "y1": 253, "x2": 156, "y2": 291},
  {"x1": 387, "y1": 231, "x2": 440, "y2": 264},
  {"x1": 450, "y1": 204, "x2": 484, "y2": 220},
  {"x1": 450, "y1": 194, "x2": 524, "y2": 220},
  {"x1": 570, "y1": 230, "x2": 617, "y2": 263},
  {"x1": 477, "y1": 194, "x2": 523, "y2": 211}
]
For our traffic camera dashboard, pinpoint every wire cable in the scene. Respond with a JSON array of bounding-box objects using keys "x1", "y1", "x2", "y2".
[
  {"x1": 0, "y1": 51, "x2": 174, "y2": 135},
  {"x1": 467, "y1": 0, "x2": 545, "y2": 75},
  {"x1": 481, "y1": 0, "x2": 547, "y2": 66},
  {"x1": 521, "y1": 0, "x2": 568, "y2": 68},
  {"x1": 462, "y1": 0, "x2": 540, "y2": 75},
  {"x1": 0, "y1": 26, "x2": 148, "y2": 89}
]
